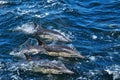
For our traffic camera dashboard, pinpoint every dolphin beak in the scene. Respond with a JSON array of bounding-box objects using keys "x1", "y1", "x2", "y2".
[
  {"x1": 67, "y1": 38, "x2": 72, "y2": 42},
  {"x1": 63, "y1": 69, "x2": 74, "y2": 74},
  {"x1": 64, "y1": 38, "x2": 72, "y2": 43},
  {"x1": 74, "y1": 51, "x2": 85, "y2": 59},
  {"x1": 77, "y1": 54, "x2": 85, "y2": 59}
]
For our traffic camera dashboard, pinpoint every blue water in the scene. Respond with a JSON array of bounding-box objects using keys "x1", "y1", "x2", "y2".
[{"x1": 0, "y1": 0, "x2": 120, "y2": 80}]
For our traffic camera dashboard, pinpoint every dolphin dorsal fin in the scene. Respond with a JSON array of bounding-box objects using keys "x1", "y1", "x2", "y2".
[
  {"x1": 34, "y1": 23, "x2": 43, "y2": 30},
  {"x1": 36, "y1": 38, "x2": 46, "y2": 47},
  {"x1": 25, "y1": 43, "x2": 33, "y2": 49},
  {"x1": 24, "y1": 53, "x2": 31, "y2": 61}
]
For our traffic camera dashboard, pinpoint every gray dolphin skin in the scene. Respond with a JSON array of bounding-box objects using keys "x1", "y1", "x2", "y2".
[
  {"x1": 23, "y1": 45, "x2": 47, "y2": 55},
  {"x1": 37, "y1": 39, "x2": 85, "y2": 59},
  {"x1": 44, "y1": 45, "x2": 85, "y2": 59},
  {"x1": 10, "y1": 38, "x2": 84, "y2": 59},
  {"x1": 10, "y1": 44, "x2": 47, "y2": 60},
  {"x1": 33, "y1": 23, "x2": 71, "y2": 42},
  {"x1": 9, "y1": 60, "x2": 74, "y2": 74}
]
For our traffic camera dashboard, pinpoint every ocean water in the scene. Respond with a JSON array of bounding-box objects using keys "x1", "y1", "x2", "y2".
[{"x1": 0, "y1": 0, "x2": 120, "y2": 80}]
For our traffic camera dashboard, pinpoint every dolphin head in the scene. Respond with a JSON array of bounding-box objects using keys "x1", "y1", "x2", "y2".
[
  {"x1": 57, "y1": 35, "x2": 71, "y2": 42},
  {"x1": 69, "y1": 50, "x2": 85, "y2": 59}
]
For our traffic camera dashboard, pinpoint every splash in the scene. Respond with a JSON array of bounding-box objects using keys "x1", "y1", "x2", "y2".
[
  {"x1": 105, "y1": 65, "x2": 120, "y2": 80},
  {"x1": 0, "y1": 62, "x2": 5, "y2": 70},
  {"x1": 0, "y1": 1, "x2": 8, "y2": 4},
  {"x1": 15, "y1": 22, "x2": 37, "y2": 34},
  {"x1": 89, "y1": 56, "x2": 96, "y2": 61},
  {"x1": 92, "y1": 35, "x2": 97, "y2": 40},
  {"x1": 35, "y1": 12, "x2": 49, "y2": 18},
  {"x1": 10, "y1": 49, "x2": 26, "y2": 59},
  {"x1": 52, "y1": 29, "x2": 72, "y2": 42},
  {"x1": 0, "y1": 1, "x2": 21, "y2": 5},
  {"x1": 9, "y1": 38, "x2": 39, "y2": 59}
]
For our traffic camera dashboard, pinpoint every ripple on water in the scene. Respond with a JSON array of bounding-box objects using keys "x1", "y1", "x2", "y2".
[
  {"x1": 0, "y1": 0, "x2": 120, "y2": 80},
  {"x1": 105, "y1": 64, "x2": 120, "y2": 80}
]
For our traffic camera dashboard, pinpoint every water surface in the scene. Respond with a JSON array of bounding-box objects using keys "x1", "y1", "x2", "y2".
[{"x1": 0, "y1": 0, "x2": 120, "y2": 80}]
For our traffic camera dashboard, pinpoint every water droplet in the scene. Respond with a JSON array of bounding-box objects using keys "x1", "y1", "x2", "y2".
[{"x1": 92, "y1": 35, "x2": 97, "y2": 40}]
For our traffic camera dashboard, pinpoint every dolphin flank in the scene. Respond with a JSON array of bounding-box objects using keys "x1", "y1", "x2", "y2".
[
  {"x1": 36, "y1": 38, "x2": 85, "y2": 59},
  {"x1": 9, "y1": 60, "x2": 74, "y2": 74},
  {"x1": 33, "y1": 23, "x2": 71, "y2": 42}
]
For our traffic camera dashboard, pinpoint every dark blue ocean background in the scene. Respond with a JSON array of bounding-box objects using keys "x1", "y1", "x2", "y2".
[{"x1": 0, "y1": 0, "x2": 120, "y2": 80}]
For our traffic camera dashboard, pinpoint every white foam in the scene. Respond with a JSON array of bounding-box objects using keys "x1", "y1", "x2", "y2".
[
  {"x1": 53, "y1": 29, "x2": 72, "y2": 41},
  {"x1": 68, "y1": 44, "x2": 74, "y2": 49},
  {"x1": 11, "y1": 74, "x2": 22, "y2": 80},
  {"x1": 10, "y1": 50, "x2": 26, "y2": 59},
  {"x1": 105, "y1": 65, "x2": 120, "y2": 80},
  {"x1": 0, "y1": 62, "x2": 5, "y2": 70},
  {"x1": 89, "y1": 56, "x2": 96, "y2": 61},
  {"x1": 15, "y1": 23, "x2": 36, "y2": 34},
  {"x1": 76, "y1": 77, "x2": 87, "y2": 80},
  {"x1": 8, "y1": 61, "x2": 33, "y2": 72},
  {"x1": 35, "y1": 12, "x2": 49, "y2": 18},
  {"x1": 16, "y1": 7, "x2": 37, "y2": 15},
  {"x1": 92, "y1": 35, "x2": 97, "y2": 40},
  {"x1": 47, "y1": 0, "x2": 55, "y2": 3},
  {"x1": 0, "y1": 1, "x2": 8, "y2": 4}
]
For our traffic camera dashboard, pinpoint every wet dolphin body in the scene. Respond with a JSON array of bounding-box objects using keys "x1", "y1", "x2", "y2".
[
  {"x1": 36, "y1": 39, "x2": 85, "y2": 59},
  {"x1": 23, "y1": 45, "x2": 47, "y2": 55},
  {"x1": 9, "y1": 60, "x2": 74, "y2": 74},
  {"x1": 10, "y1": 38, "x2": 84, "y2": 59},
  {"x1": 33, "y1": 23, "x2": 71, "y2": 42},
  {"x1": 10, "y1": 44, "x2": 47, "y2": 60},
  {"x1": 22, "y1": 45, "x2": 48, "y2": 60}
]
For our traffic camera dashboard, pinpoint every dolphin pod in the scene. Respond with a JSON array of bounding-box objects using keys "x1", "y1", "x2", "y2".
[
  {"x1": 10, "y1": 22, "x2": 85, "y2": 74},
  {"x1": 10, "y1": 38, "x2": 84, "y2": 59}
]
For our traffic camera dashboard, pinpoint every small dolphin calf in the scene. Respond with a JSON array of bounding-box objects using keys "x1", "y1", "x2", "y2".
[
  {"x1": 37, "y1": 39, "x2": 85, "y2": 59},
  {"x1": 9, "y1": 60, "x2": 74, "y2": 74},
  {"x1": 33, "y1": 23, "x2": 71, "y2": 42}
]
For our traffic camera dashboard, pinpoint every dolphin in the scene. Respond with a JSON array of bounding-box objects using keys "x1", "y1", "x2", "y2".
[
  {"x1": 36, "y1": 38, "x2": 85, "y2": 59},
  {"x1": 10, "y1": 44, "x2": 47, "y2": 60},
  {"x1": 8, "y1": 60, "x2": 74, "y2": 74},
  {"x1": 33, "y1": 23, "x2": 71, "y2": 42}
]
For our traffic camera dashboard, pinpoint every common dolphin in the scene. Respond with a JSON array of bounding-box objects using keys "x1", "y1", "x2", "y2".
[
  {"x1": 10, "y1": 45, "x2": 48, "y2": 60},
  {"x1": 36, "y1": 38, "x2": 85, "y2": 59},
  {"x1": 10, "y1": 40, "x2": 47, "y2": 60},
  {"x1": 9, "y1": 60, "x2": 74, "y2": 74},
  {"x1": 33, "y1": 23, "x2": 71, "y2": 42}
]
